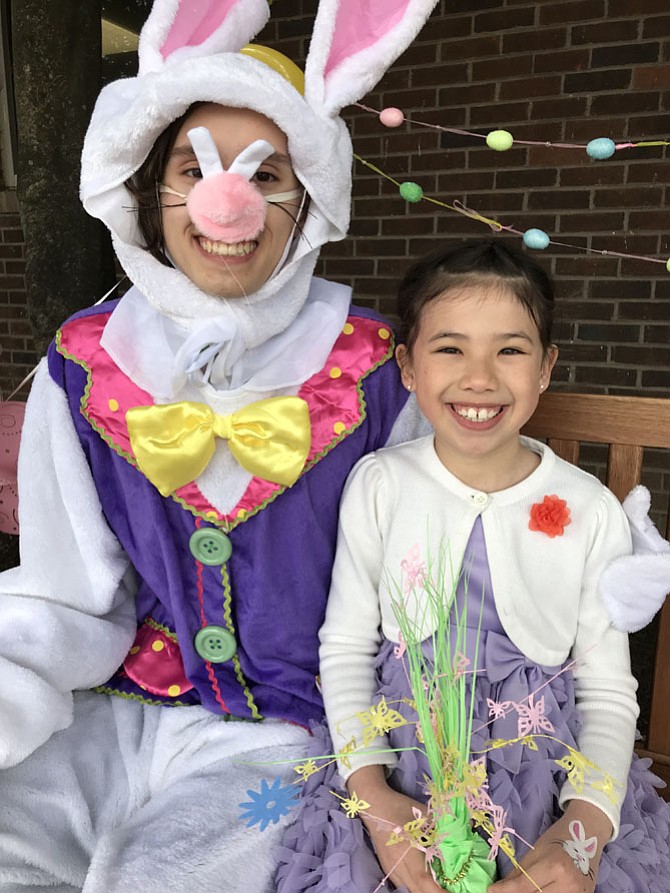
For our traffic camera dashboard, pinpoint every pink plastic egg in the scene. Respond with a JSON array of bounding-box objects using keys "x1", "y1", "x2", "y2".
[{"x1": 379, "y1": 107, "x2": 405, "y2": 128}]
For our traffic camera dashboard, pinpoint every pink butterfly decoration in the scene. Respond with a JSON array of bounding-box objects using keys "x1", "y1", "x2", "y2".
[
  {"x1": 514, "y1": 693, "x2": 555, "y2": 738},
  {"x1": 393, "y1": 631, "x2": 406, "y2": 660},
  {"x1": 452, "y1": 651, "x2": 470, "y2": 681},
  {"x1": 486, "y1": 804, "x2": 514, "y2": 860},
  {"x1": 400, "y1": 544, "x2": 427, "y2": 593},
  {"x1": 486, "y1": 697, "x2": 512, "y2": 720}
]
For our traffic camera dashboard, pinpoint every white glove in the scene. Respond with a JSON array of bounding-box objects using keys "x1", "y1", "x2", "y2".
[{"x1": 600, "y1": 485, "x2": 670, "y2": 632}]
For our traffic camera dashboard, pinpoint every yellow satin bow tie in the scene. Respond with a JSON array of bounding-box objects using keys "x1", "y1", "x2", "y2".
[{"x1": 126, "y1": 397, "x2": 311, "y2": 497}]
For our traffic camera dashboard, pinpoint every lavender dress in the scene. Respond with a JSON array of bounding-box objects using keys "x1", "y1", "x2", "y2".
[{"x1": 276, "y1": 520, "x2": 670, "y2": 892}]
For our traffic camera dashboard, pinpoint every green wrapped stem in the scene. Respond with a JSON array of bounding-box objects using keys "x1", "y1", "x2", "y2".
[{"x1": 432, "y1": 813, "x2": 497, "y2": 892}]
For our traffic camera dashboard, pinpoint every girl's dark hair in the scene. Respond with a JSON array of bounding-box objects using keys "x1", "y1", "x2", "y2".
[
  {"x1": 124, "y1": 103, "x2": 204, "y2": 265},
  {"x1": 397, "y1": 239, "x2": 555, "y2": 353}
]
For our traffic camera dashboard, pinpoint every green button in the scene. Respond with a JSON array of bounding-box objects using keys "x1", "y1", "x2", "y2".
[
  {"x1": 188, "y1": 528, "x2": 232, "y2": 566},
  {"x1": 194, "y1": 626, "x2": 237, "y2": 663}
]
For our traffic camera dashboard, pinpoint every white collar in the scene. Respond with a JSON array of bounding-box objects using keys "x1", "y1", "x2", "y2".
[{"x1": 100, "y1": 277, "x2": 351, "y2": 403}]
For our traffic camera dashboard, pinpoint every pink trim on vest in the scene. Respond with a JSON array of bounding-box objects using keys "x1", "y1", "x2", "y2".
[{"x1": 58, "y1": 312, "x2": 393, "y2": 522}]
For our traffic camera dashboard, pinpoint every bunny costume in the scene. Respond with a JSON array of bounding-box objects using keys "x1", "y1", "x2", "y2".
[{"x1": 0, "y1": 1, "x2": 439, "y2": 891}]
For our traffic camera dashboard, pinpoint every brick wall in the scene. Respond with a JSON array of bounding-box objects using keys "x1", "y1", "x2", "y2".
[
  {"x1": 0, "y1": 204, "x2": 32, "y2": 401},
  {"x1": 260, "y1": 1, "x2": 669, "y2": 399}
]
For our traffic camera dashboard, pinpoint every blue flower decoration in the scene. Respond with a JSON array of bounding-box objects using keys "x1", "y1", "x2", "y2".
[{"x1": 239, "y1": 776, "x2": 298, "y2": 832}]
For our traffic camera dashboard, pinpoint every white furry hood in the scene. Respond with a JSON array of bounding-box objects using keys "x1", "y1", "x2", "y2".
[
  {"x1": 79, "y1": 0, "x2": 439, "y2": 346},
  {"x1": 80, "y1": 53, "x2": 350, "y2": 344}
]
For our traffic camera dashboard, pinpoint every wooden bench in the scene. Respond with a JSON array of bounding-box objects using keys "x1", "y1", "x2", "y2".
[{"x1": 523, "y1": 392, "x2": 670, "y2": 797}]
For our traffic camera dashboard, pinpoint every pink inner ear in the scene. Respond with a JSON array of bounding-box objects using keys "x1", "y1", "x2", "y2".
[
  {"x1": 161, "y1": 0, "x2": 239, "y2": 59},
  {"x1": 325, "y1": 0, "x2": 411, "y2": 77},
  {"x1": 569, "y1": 820, "x2": 583, "y2": 839}
]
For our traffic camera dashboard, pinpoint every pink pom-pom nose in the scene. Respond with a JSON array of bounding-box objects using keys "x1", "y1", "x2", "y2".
[{"x1": 186, "y1": 172, "x2": 267, "y2": 243}]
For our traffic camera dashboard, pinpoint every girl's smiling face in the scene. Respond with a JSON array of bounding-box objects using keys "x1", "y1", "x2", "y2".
[
  {"x1": 396, "y1": 283, "x2": 557, "y2": 490},
  {"x1": 160, "y1": 103, "x2": 302, "y2": 298}
]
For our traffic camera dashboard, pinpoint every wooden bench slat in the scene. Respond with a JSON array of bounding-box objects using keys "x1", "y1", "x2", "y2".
[{"x1": 524, "y1": 391, "x2": 670, "y2": 797}]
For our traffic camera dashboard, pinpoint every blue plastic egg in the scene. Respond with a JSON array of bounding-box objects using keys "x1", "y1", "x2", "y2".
[
  {"x1": 586, "y1": 138, "x2": 616, "y2": 160},
  {"x1": 523, "y1": 228, "x2": 550, "y2": 250}
]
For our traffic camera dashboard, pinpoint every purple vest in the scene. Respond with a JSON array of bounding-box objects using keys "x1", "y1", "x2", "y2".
[{"x1": 48, "y1": 299, "x2": 409, "y2": 727}]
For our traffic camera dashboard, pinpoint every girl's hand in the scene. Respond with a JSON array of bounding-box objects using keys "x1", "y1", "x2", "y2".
[
  {"x1": 346, "y1": 765, "x2": 444, "y2": 893},
  {"x1": 487, "y1": 801, "x2": 612, "y2": 893}
]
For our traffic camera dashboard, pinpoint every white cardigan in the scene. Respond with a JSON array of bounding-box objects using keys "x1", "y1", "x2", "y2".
[{"x1": 319, "y1": 435, "x2": 638, "y2": 834}]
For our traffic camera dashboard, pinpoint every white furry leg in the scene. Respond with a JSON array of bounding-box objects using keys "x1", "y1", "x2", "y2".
[
  {"x1": 0, "y1": 692, "x2": 308, "y2": 893},
  {"x1": 0, "y1": 692, "x2": 141, "y2": 892},
  {"x1": 82, "y1": 753, "x2": 300, "y2": 892},
  {"x1": 81, "y1": 711, "x2": 309, "y2": 893}
]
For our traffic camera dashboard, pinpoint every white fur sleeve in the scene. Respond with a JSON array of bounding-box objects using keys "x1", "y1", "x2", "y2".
[
  {"x1": 319, "y1": 454, "x2": 397, "y2": 779},
  {"x1": 0, "y1": 360, "x2": 137, "y2": 769},
  {"x1": 559, "y1": 487, "x2": 639, "y2": 838},
  {"x1": 600, "y1": 484, "x2": 670, "y2": 632}
]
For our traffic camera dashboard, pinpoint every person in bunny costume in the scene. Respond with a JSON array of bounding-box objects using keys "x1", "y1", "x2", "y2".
[{"x1": 0, "y1": 1, "x2": 441, "y2": 891}]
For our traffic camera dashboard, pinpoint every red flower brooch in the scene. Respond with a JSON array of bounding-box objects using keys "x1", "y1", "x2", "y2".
[{"x1": 528, "y1": 494, "x2": 571, "y2": 538}]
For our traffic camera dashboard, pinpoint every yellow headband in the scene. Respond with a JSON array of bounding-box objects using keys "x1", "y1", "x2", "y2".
[{"x1": 240, "y1": 44, "x2": 305, "y2": 96}]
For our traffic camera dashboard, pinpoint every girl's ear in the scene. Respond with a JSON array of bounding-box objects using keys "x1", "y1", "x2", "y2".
[
  {"x1": 396, "y1": 343, "x2": 414, "y2": 391},
  {"x1": 304, "y1": 0, "x2": 439, "y2": 119},
  {"x1": 540, "y1": 344, "x2": 558, "y2": 391},
  {"x1": 138, "y1": 0, "x2": 270, "y2": 74}
]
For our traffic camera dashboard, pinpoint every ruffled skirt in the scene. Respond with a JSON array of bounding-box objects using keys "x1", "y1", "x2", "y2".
[{"x1": 276, "y1": 632, "x2": 670, "y2": 892}]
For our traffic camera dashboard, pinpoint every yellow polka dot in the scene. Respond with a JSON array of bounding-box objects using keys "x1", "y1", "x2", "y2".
[
  {"x1": 205, "y1": 511, "x2": 218, "y2": 521},
  {"x1": 237, "y1": 508, "x2": 247, "y2": 520},
  {"x1": 129, "y1": 645, "x2": 140, "y2": 655},
  {"x1": 333, "y1": 421, "x2": 346, "y2": 436},
  {"x1": 342, "y1": 322, "x2": 354, "y2": 335},
  {"x1": 152, "y1": 640, "x2": 165, "y2": 652},
  {"x1": 168, "y1": 684, "x2": 181, "y2": 697},
  {"x1": 329, "y1": 367, "x2": 342, "y2": 379},
  {"x1": 108, "y1": 398, "x2": 119, "y2": 412},
  {"x1": 378, "y1": 327, "x2": 390, "y2": 340}
]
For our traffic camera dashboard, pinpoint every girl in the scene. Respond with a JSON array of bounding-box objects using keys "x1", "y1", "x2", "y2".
[
  {"x1": 0, "y1": 1, "x2": 440, "y2": 891},
  {"x1": 278, "y1": 240, "x2": 670, "y2": 893}
]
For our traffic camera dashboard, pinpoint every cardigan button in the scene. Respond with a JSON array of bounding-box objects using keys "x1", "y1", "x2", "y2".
[
  {"x1": 471, "y1": 492, "x2": 489, "y2": 506},
  {"x1": 194, "y1": 626, "x2": 237, "y2": 663},
  {"x1": 189, "y1": 528, "x2": 232, "y2": 565}
]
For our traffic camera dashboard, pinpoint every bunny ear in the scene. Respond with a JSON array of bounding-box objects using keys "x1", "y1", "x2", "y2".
[
  {"x1": 569, "y1": 821, "x2": 585, "y2": 840},
  {"x1": 305, "y1": 0, "x2": 438, "y2": 117},
  {"x1": 138, "y1": 0, "x2": 270, "y2": 74},
  {"x1": 583, "y1": 837, "x2": 599, "y2": 858}
]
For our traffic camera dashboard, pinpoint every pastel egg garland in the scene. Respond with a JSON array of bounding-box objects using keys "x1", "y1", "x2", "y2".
[
  {"x1": 379, "y1": 107, "x2": 405, "y2": 128},
  {"x1": 586, "y1": 138, "x2": 617, "y2": 160},
  {"x1": 522, "y1": 229, "x2": 551, "y2": 250},
  {"x1": 353, "y1": 102, "x2": 670, "y2": 273},
  {"x1": 486, "y1": 130, "x2": 514, "y2": 152},
  {"x1": 399, "y1": 181, "x2": 424, "y2": 203}
]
